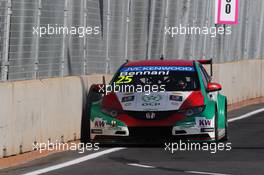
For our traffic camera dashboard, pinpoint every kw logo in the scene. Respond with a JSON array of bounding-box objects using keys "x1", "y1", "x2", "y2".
[
  {"x1": 199, "y1": 119, "x2": 211, "y2": 126},
  {"x1": 95, "y1": 120, "x2": 105, "y2": 128}
]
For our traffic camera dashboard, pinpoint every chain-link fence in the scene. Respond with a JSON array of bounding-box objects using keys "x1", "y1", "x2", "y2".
[{"x1": 0, "y1": 0, "x2": 264, "y2": 81}]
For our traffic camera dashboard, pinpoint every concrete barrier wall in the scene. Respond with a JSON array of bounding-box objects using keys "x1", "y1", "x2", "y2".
[
  {"x1": 0, "y1": 60, "x2": 263, "y2": 158},
  {"x1": 0, "y1": 77, "x2": 83, "y2": 158},
  {"x1": 213, "y1": 60, "x2": 263, "y2": 104},
  {"x1": 80, "y1": 74, "x2": 113, "y2": 96}
]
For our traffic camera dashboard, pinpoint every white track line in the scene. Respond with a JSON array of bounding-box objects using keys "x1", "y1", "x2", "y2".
[
  {"x1": 23, "y1": 147, "x2": 125, "y2": 175},
  {"x1": 128, "y1": 164, "x2": 230, "y2": 175},
  {"x1": 127, "y1": 163, "x2": 155, "y2": 169},
  {"x1": 185, "y1": 170, "x2": 231, "y2": 175},
  {"x1": 228, "y1": 108, "x2": 264, "y2": 123}
]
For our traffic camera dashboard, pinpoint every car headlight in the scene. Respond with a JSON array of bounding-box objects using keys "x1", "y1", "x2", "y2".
[{"x1": 180, "y1": 106, "x2": 205, "y2": 117}]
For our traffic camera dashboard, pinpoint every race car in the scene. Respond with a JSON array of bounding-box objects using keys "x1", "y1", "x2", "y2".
[{"x1": 87, "y1": 59, "x2": 228, "y2": 142}]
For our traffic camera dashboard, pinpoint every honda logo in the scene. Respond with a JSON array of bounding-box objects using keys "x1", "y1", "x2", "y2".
[{"x1": 146, "y1": 112, "x2": 156, "y2": 119}]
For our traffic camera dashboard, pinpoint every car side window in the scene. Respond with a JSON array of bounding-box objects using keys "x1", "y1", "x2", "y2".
[
  {"x1": 199, "y1": 64, "x2": 209, "y2": 88},
  {"x1": 200, "y1": 65, "x2": 211, "y2": 83}
]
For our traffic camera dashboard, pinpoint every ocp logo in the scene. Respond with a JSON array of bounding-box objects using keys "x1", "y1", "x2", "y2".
[{"x1": 142, "y1": 94, "x2": 162, "y2": 103}]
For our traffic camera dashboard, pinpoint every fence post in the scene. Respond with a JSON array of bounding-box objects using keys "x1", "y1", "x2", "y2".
[
  {"x1": 191, "y1": 0, "x2": 198, "y2": 60},
  {"x1": 124, "y1": 0, "x2": 131, "y2": 61},
  {"x1": 161, "y1": 0, "x2": 169, "y2": 59},
  {"x1": 202, "y1": 0, "x2": 210, "y2": 59},
  {"x1": 1, "y1": 0, "x2": 11, "y2": 81},
  {"x1": 105, "y1": 0, "x2": 111, "y2": 73},
  {"x1": 33, "y1": 0, "x2": 41, "y2": 79},
  {"x1": 146, "y1": 0, "x2": 155, "y2": 60},
  {"x1": 83, "y1": 0, "x2": 87, "y2": 75},
  {"x1": 61, "y1": 0, "x2": 69, "y2": 77},
  {"x1": 244, "y1": 1, "x2": 250, "y2": 59}
]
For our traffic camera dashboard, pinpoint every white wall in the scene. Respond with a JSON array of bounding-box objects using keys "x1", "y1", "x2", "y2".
[
  {"x1": 0, "y1": 77, "x2": 83, "y2": 157},
  {"x1": 213, "y1": 60, "x2": 263, "y2": 104}
]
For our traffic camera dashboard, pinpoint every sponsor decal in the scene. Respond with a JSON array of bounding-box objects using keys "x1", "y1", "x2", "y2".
[
  {"x1": 171, "y1": 92, "x2": 182, "y2": 95},
  {"x1": 170, "y1": 95, "x2": 183, "y2": 102},
  {"x1": 199, "y1": 120, "x2": 211, "y2": 126},
  {"x1": 171, "y1": 101, "x2": 181, "y2": 106},
  {"x1": 119, "y1": 66, "x2": 194, "y2": 76},
  {"x1": 121, "y1": 95, "x2": 135, "y2": 102},
  {"x1": 142, "y1": 94, "x2": 162, "y2": 107},
  {"x1": 120, "y1": 70, "x2": 169, "y2": 76},
  {"x1": 142, "y1": 102, "x2": 161, "y2": 107},
  {"x1": 124, "y1": 102, "x2": 133, "y2": 106},
  {"x1": 142, "y1": 94, "x2": 162, "y2": 102},
  {"x1": 196, "y1": 117, "x2": 214, "y2": 128},
  {"x1": 94, "y1": 118, "x2": 106, "y2": 128},
  {"x1": 120, "y1": 66, "x2": 195, "y2": 72},
  {"x1": 91, "y1": 129, "x2": 103, "y2": 134}
]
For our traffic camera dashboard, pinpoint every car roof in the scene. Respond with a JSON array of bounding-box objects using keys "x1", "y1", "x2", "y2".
[{"x1": 124, "y1": 60, "x2": 195, "y2": 67}]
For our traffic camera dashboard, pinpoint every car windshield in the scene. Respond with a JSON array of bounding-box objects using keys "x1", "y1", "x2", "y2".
[{"x1": 112, "y1": 66, "x2": 200, "y2": 91}]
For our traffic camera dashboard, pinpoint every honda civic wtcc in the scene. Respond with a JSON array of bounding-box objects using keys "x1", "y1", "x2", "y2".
[{"x1": 87, "y1": 59, "x2": 228, "y2": 142}]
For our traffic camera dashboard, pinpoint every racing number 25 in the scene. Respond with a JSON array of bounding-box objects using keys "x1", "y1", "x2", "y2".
[{"x1": 116, "y1": 76, "x2": 133, "y2": 84}]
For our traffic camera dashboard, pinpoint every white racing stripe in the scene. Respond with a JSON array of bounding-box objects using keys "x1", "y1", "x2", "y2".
[
  {"x1": 22, "y1": 147, "x2": 125, "y2": 175},
  {"x1": 185, "y1": 170, "x2": 231, "y2": 175},
  {"x1": 228, "y1": 108, "x2": 264, "y2": 123},
  {"x1": 127, "y1": 163, "x2": 155, "y2": 168}
]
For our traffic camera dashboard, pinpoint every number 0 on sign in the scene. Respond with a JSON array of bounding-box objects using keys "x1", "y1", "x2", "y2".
[{"x1": 215, "y1": 0, "x2": 239, "y2": 24}]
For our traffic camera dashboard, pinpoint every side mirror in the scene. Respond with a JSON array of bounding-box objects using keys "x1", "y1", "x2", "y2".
[
  {"x1": 207, "y1": 82, "x2": 222, "y2": 92},
  {"x1": 90, "y1": 84, "x2": 105, "y2": 94}
]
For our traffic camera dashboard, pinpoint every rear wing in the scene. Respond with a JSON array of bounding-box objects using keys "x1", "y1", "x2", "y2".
[{"x1": 197, "y1": 59, "x2": 213, "y2": 76}]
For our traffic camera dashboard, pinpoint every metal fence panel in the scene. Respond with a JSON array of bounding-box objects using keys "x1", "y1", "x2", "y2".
[
  {"x1": 0, "y1": 0, "x2": 263, "y2": 81},
  {"x1": 127, "y1": 0, "x2": 149, "y2": 61},
  {"x1": 37, "y1": 0, "x2": 64, "y2": 78},
  {"x1": 8, "y1": 0, "x2": 38, "y2": 80},
  {"x1": 84, "y1": 0, "x2": 108, "y2": 74},
  {"x1": 108, "y1": 0, "x2": 127, "y2": 73},
  {"x1": 64, "y1": 0, "x2": 85, "y2": 76}
]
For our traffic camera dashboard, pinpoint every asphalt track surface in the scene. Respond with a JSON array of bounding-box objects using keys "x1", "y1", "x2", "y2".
[{"x1": 1, "y1": 103, "x2": 264, "y2": 175}]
